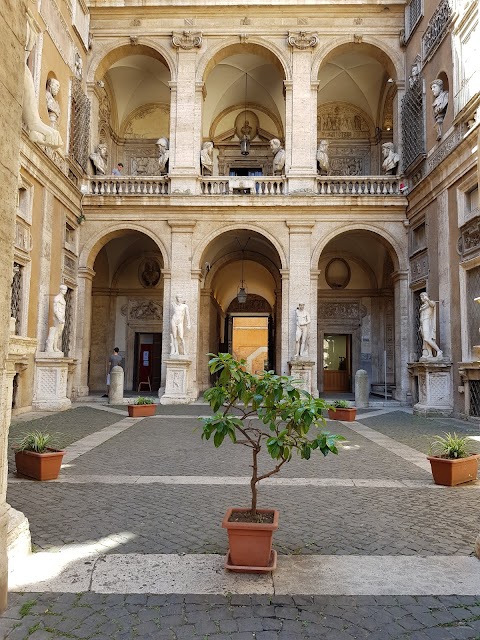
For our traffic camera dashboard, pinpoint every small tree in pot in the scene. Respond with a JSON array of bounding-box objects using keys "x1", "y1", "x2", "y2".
[{"x1": 200, "y1": 353, "x2": 345, "y2": 572}]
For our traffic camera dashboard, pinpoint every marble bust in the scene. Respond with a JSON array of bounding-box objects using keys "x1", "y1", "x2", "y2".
[
  {"x1": 431, "y1": 79, "x2": 449, "y2": 140},
  {"x1": 381, "y1": 142, "x2": 400, "y2": 175},
  {"x1": 45, "y1": 78, "x2": 61, "y2": 128},
  {"x1": 270, "y1": 138, "x2": 285, "y2": 175}
]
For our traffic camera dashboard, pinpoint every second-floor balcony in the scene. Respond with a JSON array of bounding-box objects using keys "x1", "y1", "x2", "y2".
[{"x1": 86, "y1": 174, "x2": 404, "y2": 199}]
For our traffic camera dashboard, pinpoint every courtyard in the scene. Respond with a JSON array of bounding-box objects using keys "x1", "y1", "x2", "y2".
[{"x1": 1, "y1": 403, "x2": 480, "y2": 639}]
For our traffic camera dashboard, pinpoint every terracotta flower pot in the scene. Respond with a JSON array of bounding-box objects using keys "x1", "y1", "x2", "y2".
[
  {"x1": 14, "y1": 449, "x2": 65, "y2": 481},
  {"x1": 127, "y1": 404, "x2": 156, "y2": 417},
  {"x1": 222, "y1": 507, "x2": 279, "y2": 572},
  {"x1": 328, "y1": 407, "x2": 357, "y2": 421},
  {"x1": 427, "y1": 455, "x2": 479, "y2": 486}
]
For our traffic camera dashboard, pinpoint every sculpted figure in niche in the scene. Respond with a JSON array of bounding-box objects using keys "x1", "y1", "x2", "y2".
[
  {"x1": 316, "y1": 140, "x2": 330, "y2": 175},
  {"x1": 295, "y1": 303, "x2": 310, "y2": 358},
  {"x1": 140, "y1": 259, "x2": 160, "y2": 288},
  {"x1": 409, "y1": 63, "x2": 420, "y2": 88},
  {"x1": 170, "y1": 294, "x2": 191, "y2": 356},
  {"x1": 381, "y1": 142, "x2": 400, "y2": 175},
  {"x1": 419, "y1": 292, "x2": 443, "y2": 359},
  {"x1": 156, "y1": 138, "x2": 169, "y2": 174},
  {"x1": 22, "y1": 15, "x2": 62, "y2": 149},
  {"x1": 89, "y1": 143, "x2": 108, "y2": 175},
  {"x1": 45, "y1": 285, "x2": 67, "y2": 354},
  {"x1": 431, "y1": 79, "x2": 449, "y2": 140},
  {"x1": 270, "y1": 138, "x2": 285, "y2": 175},
  {"x1": 200, "y1": 141, "x2": 214, "y2": 176},
  {"x1": 45, "y1": 78, "x2": 61, "y2": 128}
]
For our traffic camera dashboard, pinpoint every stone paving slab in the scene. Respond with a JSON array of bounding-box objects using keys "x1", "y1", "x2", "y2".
[
  {"x1": 7, "y1": 484, "x2": 479, "y2": 556},
  {"x1": 9, "y1": 553, "x2": 480, "y2": 596},
  {"x1": 2, "y1": 592, "x2": 480, "y2": 640}
]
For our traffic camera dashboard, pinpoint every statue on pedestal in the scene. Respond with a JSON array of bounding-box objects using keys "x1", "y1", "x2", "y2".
[
  {"x1": 170, "y1": 294, "x2": 191, "y2": 356},
  {"x1": 270, "y1": 138, "x2": 285, "y2": 175},
  {"x1": 45, "y1": 285, "x2": 67, "y2": 354},
  {"x1": 419, "y1": 292, "x2": 443, "y2": 360}
]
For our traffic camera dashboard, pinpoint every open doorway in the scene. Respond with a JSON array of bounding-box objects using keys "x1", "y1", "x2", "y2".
[
  {"x1": 133, "y1": 332, "x2": 162, "y2": 392},
  {"x1": 230, "y1": 315, "x2": 271, "y2": 373},
  {"x1": 323, "y1": 334, "x2": 351, "y2": 392}
]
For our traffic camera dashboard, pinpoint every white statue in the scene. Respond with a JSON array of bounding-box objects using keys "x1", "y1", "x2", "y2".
[
  {"x1": 381, "y1": 142, "x2": 400, "y2": 175},
  {"x1": 156, "y1": 138, "x2": 169, "y2": 173},
  {"x1": 270, "y1": 138, "x2": 285, "y2": 175},
  {"x1": 200, "y1": 141, "x2": 214, "y2": 176},
  {"x1": 294, "y1": 303, "x2": 310, "y2": 358},
  {"x1": 170, "y1": 294, "x2": 191, "y2": 356},
  {"x1": 408, "y1": 63, "x2": 420, "y2": 89},
  {"x1": 45, "y1": 78, "x2": 61, "y2": 128},
  {"x1": 89, "y1": 143, "x2": 108, "y2": 175},
  {"x1": 419, "y1": 292, "x2": 442, "y2": 359},
  {"x1": 46, "y1": 284, "x2": 67, "y2": 354},
  {"x1": 22, "y1": 15, "x2": 63, "y2": 149},
  {"x1": 316, "y1": 140, "x2": 330, "y2": 175},
  {"x1": 431, "y1": 79, "x2": 449, "y2": 140}
]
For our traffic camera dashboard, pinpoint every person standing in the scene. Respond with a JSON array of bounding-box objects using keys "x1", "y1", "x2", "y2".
[
  {"x1": 111, "y1": 162, "x2": 124, "y2": 176},
  {"x1": 104, "y1": 347, "x2": 122, "y2": 397}
]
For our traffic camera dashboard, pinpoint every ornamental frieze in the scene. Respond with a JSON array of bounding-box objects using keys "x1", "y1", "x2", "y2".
[
  {"x1": 287, "y1": 31, "x2": 319, "y2": 50},
  {"x1": 129, "y1": 300, "x2": 162, "y2": 322},
  {"x1": 426, "y1": 126, "x2": 464, "y2": 173},
  {"x1": 171, "y1": 31, "x2": 202, "y2": 50},
  {"x1": 422, "y1": 0, "x2": 452, "y2": 60},
  {"x1": 458, "y1": 217, "x2": 480, "y2": 259},
  {"x1": 410, "y1": 250, "x2": 429, "y2": 283},
  {"x1": 318, "y1": 302, "x2": 361, "y2": 320}
]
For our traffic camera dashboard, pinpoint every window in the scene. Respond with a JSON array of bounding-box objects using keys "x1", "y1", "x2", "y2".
[
  {"x1": 467, "y1": 185, "x2": 479, "y2": 214},
  {"x1": 405, "y1": 0, "x2": 423, "y2": 42}
]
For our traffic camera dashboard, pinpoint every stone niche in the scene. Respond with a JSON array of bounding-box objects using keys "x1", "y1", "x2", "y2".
[{"x1": 317, "y1": 102, "x2": 374, "y2": 176}]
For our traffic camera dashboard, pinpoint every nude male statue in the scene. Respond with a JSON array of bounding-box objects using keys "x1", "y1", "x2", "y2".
[
  {"x1": 170, "y1": 294, "x2": 191, "y2": 356},
  {"x1": 419, "y1": 292, "x2": 442, "y2": 359},
  {"x1": 295, "y1": 303, "x2": 311, "y2": 358}
]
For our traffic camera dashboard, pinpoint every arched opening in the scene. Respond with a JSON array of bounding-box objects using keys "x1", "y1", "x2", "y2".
[
  {"x1": 202, "y1": 44, "x2": 286, "y2": 177},
  {"x1": 89, "y1": 230, "x2": 165, "y2": 394},
  {"x1": 198, "y1": 229, "x2": 282, "y2": 387},
  {"x1": 317, "y1": 43, "x2": 398, "y2": 176},
  {"x1": 318, "y1": 230, "x2": 397, "y2": 398},
  {"x1": 92, "y1": 46, "x2": 171, "y2": 176}
]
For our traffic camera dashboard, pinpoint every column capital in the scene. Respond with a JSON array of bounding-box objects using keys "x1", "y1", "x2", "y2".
[
  {"x1": 392, "y1": 269, "x2": 409, "y2": 282},
  {"x1": 191, "y1": 269, "x2": 203, "y2": 281},
  {"x1": 286, "y1": 221, "x2": 314, "y2": 233},
  {"x1": 171, "y1": 31, "x2": 203, "y2": 50},
  {"x1": 287, "y1": 31, "x2": 319, "y2": 50},
  {"x1": 78, "y1": 267, "x2": 96, "y2": 281},
  {"x1": 168, "y1": 220, "x2": 197, "y2": 232}
]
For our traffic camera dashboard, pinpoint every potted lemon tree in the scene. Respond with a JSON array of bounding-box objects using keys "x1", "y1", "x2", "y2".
[
  {"x1": 200, "y1": 353, "x2": 345, "y2": 573},
  {"x1": 13, "y1": 431, "x2": 65, "y2": 481},
  {"x1": 427, "y1": 432, "x2": 479, "y2": 486}
]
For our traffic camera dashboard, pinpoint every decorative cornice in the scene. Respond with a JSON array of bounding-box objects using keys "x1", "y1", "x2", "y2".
[
  {"x1": 287, "y1": 31, "x2": 319, "y2": 50},
  {"x1": 172, "y1": 31, "x2": 202, "y2": 50}
]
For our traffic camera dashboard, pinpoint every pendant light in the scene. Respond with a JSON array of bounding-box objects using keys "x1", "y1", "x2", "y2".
[{"x1": 240, "y1": 72, "x2": 250, "y2": 156}]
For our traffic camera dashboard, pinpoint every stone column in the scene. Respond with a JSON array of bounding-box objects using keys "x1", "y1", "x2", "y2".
[
  {"x1": 36, "y1": 190, "x2": 54, "y2": 353},
  {"x1": 75, "y1": 267, "x2": 95, "y2": 396},
  {"x1": 198, "y1": 287, "x2": 212, "y2": 392},
  {"x1": 168, "y1": 35, "x2": 203, "y2": 194},
  {"x1": 393, "y1": 270, "x2": 409, "y2": 402},
  {"x1": 109, "y1": 365, "x2": 124, "y2": 404},
  {"x1": 160, "y1": 268, "x2": 171, "y2": 393},
  {"x1": 437, "y1": 190, "x2": 451, "y2": 358},
  {"x1": 279, "y1": 269, "x2": 290, "y2": 375},
  {"x1": 285, "y1": 32, "x2": 319, "y2": 193},
  {"x1": 287, "y1": 222, "x2": 314, "y2": 355},
  {"x1": 0, "y1": 0, "x2": 27, "y2": 611},
  {"x1": 309, "y1": 269, "x2": 320, "y2": 396},
  {"x1": 161, "y1": 221, "x2": 198, "y2": 402}
]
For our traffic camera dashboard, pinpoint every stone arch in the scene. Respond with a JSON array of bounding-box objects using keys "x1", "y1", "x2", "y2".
[
  {"x1": 311, "y1": 223, "x2": 405, "y2": 272},
  {"x1": 204, "y1": 249, "x2": 282, "y2": 292},
  {"x1": 87, "y1": 40, "x2": 175, "y2": 85},
  {"x1": 197, "y1": 37, "x2": 291, "y2": 84},
  {"x1": 79, "y1": 223, "x2": 170, "y2": 271},
  {"x1": 192, "y1": 223, "x2": 288, "y2": 272},
  {"x1": 311, "y1": 37, "x2": 403, "y2": 83}
]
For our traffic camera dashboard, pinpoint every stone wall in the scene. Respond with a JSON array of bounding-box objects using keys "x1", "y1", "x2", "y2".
[{"x1": 0, "y1": 0, "x2": 26, "y2": 611}]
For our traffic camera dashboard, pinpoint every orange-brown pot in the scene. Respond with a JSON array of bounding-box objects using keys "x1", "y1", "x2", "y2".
[
  {"x1": 427, "y1": 455, "x2": 479, "y2": 486},
  {"x1": 328, "y1": 407, "x2": 357, "y2": 421},
  {"x1": 127, "y1": 404, "x2": 156, "y2": 417},
  {"x1": 222, "y1": 507, "x2": 279, "y2": 571},
  {"x1": 14, "y1": 449, "x2": 65, "y2": 481}
]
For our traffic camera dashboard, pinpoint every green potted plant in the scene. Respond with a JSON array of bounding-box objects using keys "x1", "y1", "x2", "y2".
[
  {"x1": 201, "y1": 353, "x2": 345, "y2": 573},
  {"x1": 327, "y1": 399, "x2": 357, "y2": 422},
  {"x1": 127, "y1": 396, "x2": 156, "y2": 417},
  {"x1": 13, "y1": 431, "x2": 65, "y2": 481},
  {"x1": 427, "y1": 432, "x2": 479, "y2": 486}
]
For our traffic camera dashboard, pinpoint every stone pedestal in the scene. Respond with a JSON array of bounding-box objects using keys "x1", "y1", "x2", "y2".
[
  {"x1": 7, "y1": 506, "x2": 31, "y2": 563},
  {"x1": 160, "y1": 357, "x2": 195, "y2": 404},
  {"x1": 288, "y1": 359, "x2": 316, "y2": 396},
  {"x1": 109, "y1": 365, "x2": 124, "y2": 405},
  {"x1": 355, "y1": 369, "x2": 369, "y2": 408},
  {"x1": 32, "y1": 354, "x2": 73, "y2": 410},
  {"x1": 408, "y1": 360, "x2": 453, "y2": 416}
]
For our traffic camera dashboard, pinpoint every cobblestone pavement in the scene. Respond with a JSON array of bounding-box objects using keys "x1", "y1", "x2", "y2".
[
  {"x1": 2, "y1": 593, "x2": 480, "y2": 640},
  {"x1": 3, "y1": 406, "x2": 480, "y2": 639}
]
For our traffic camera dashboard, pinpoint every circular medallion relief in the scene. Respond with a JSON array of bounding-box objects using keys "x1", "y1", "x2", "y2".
[
  {"x1": 325, "y1": 258, "x2": 351, "y2": 289},
  {"x1": 138, "y1": 258, "x2": 161, "y2": 288}
]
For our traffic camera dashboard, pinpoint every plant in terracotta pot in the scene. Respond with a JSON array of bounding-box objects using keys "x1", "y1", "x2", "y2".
[
  {"x1": 127, "y1": 396, "x2": 156, "y2": 417},
  {"x1": 427, "y1": 431, "x2": 479, "y2": 486},
  {"x1": 327, "y1": 399, "x2": 357, "y2": 422},
  {"x1": 13, "y1": 430, "x2": 65, "y2": 481},
  {"x1": 200, "y1": 353, "x2": 345, "y2": 573}
]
